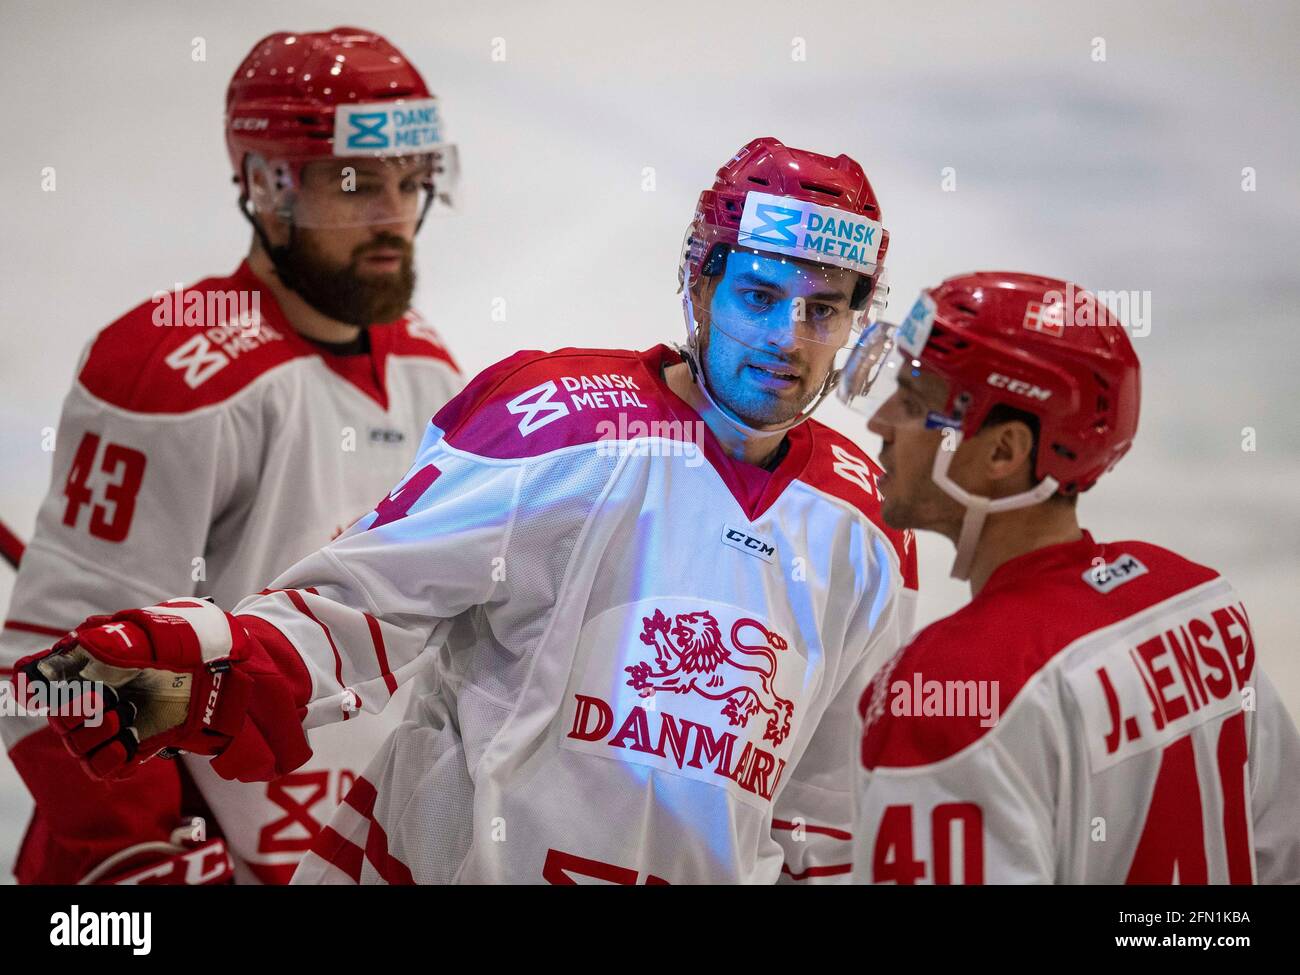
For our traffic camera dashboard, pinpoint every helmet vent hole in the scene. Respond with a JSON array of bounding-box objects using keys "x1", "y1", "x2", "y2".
[
  {"x1": 747, "y1": 176, "x2": 770, "y2": 186},
  {"x1": 955, "y1": 303, "x2": 978, "y2": 316},
  {"x1": 799, "y1": 181, "x2": 842, "y2": 197},
  {"x1": 1052, "y1": 443, "x2": 1077, "y2": 461}
]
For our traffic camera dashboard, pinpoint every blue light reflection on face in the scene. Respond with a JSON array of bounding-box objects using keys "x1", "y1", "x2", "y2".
[
  {"x1": 709, "y1": 251, "x2": 852, "y2": 350},
  {"x1": 701, "y1": 251, "x2": 853, "y2": 427}
]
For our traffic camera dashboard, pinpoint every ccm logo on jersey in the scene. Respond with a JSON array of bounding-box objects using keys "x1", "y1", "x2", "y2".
[
  {"x1": 986, "y1": 373, "x2": 1052, "y2": 401},
  {"x1": 1083, "y1": 554, "x2": 1148, "y2": 594},
  {"x1": 722, "y1": 525, "x2": 776, "y2": 563},
  {"x1": 506, "y1": 374, "x2": 649, "y2": 436}
]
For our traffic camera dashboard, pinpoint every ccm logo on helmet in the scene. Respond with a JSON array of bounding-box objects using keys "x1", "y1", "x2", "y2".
[
  {"x1": 986, "y1": 373, "x2": 1052, "y2": 401},
  {"x1": 231, "y1": 117, "x2": 269, "y2": 131}
]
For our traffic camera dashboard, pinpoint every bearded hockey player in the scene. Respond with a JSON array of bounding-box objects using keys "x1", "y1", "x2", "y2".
[
  {"x1": 16, "y1": 137, "x2": 917, "y2": 884},
  {"x1": 839, "y1": 271, "x2": 1300, "y2": 883},
  {"x1": 0, "y1": 28, "x2": 462, "y2": 884}
]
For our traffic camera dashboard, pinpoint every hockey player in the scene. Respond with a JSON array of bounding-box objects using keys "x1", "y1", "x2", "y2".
[
  {"x1": 16, "y1": 137, "x2": 917, "y2": 884},
  {"x1": 0, "y1": 28, "x2": 463, "y2": 884},
  {"x1": 838, "y1": 271, "x2": 1300, "y2": 883}
]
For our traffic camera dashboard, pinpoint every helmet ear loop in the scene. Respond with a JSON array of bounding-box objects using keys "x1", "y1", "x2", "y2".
[
  {"x1": 413, "y1": 179, "x2": 436, "y2": 234},
  {"x1": 678, "y1": 266, "x2": 721, "y2": 384},
  {"x1": 239, "y1": 156, "x2": 304, "y2": 291},
  {"x1": 928, "y1": 419, "x2": 1062, "y2": 581}
]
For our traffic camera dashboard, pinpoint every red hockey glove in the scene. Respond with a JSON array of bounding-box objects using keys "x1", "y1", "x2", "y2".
[{"x1": 12, "y1": 598, "x2": 254, "y2": 780}]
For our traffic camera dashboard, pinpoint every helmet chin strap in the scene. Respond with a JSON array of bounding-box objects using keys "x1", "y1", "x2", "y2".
[
  {"x1": 930, "y1": 429, "x2": 1061, "y2": 581},
  {"x1": 677, "y1": 291, "x2": 837, "y2": 440}
]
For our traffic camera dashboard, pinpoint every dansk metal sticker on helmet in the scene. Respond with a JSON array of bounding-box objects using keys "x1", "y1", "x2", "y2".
[
  {"x1": 332, "y1": 97, "x2": 444, "y2": 156},
  {"x1": 737, "y1": 191, "x2": 883, "y2": 275},
  {"x1": 894, "y1": 292, "x2": 937, "y2": 357}
]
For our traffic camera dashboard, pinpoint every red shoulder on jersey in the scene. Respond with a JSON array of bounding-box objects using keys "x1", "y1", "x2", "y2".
[
  {"x1": 433, "y1": 345, "x2": 687, "y2": 459},
  {"x1": 800, "y1": 421, "x2": 917, "y2": 589},
  {"x1": 860, "y1": 534, "x2": 1225, "y2": 769},
  {"x1": 384, "y1": 311, "x2": 460, "y2": 374},
  {"x1": 77, "y1": 262, "x2": 313, "y2": 413}
]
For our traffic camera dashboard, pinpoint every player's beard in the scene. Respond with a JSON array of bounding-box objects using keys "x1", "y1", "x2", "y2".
[
  {"x1": 275, "y1": 230, "x2": 416, "y2": 327},
  {"x1": 699, "y1": 324, "x2": 822, "y2": 429}
]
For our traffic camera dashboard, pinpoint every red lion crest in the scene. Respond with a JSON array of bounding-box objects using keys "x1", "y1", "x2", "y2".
[{"x1": 625, "y1": 609, "x2": 795, "y2": 746}]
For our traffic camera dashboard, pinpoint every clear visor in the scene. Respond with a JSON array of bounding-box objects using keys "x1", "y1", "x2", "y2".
[
  {"x1": 246, "y1": 147, "x2": 459, "y2": 229},
  {"x1": 680, "y1": 223, "x2": 883, "y2": 351},
  {"x1": 837, "y1": 318, "x2": 897, "y2": 414}
]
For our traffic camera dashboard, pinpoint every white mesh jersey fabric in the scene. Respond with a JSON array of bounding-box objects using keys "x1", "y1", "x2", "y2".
[{"x1": 275, "y1": 404, "x2": 911, "y2": 884}]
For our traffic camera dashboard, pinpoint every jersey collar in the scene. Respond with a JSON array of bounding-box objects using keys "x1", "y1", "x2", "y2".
[
  {"x1": 640, "y1": 344, "x2": 814, "y2": 522},
  {"x1": 979, "y1": 530, "x2": 1101, "y2": 597}
]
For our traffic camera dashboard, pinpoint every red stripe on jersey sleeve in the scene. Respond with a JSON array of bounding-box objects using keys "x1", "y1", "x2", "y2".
[
  {"x1": 772, "y1": 818, "x2": 853, "y2": 842},
  {"x1": 364, "y1": 613, "x2": 398, "y2": 696},
  {"x1": 284, "y1": 589, "x2": 358, "y2": 718},
  {"x1": 312, "y1": 826, "x2": 365, "y2": 884},
  {"x1": 781, "y1": 862, "x2": 852, "y2": 881},
  {"x1": 344, "y1": 777, "x2": 415, "y2": 885},
  {"x1": 4, "y1": 620, "x2": 70, "y2": 638}
]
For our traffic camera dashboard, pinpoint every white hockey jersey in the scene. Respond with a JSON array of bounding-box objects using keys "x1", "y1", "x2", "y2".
[
  {"x1": 208, "y1": 344, "x2": 918, "y2": 883},
  {"x1": 0, "y1": 260, "x2": 462, "y2": 884},
  {"x1": 854, "y1": 532, "x2": 1300, "y2": 884}
]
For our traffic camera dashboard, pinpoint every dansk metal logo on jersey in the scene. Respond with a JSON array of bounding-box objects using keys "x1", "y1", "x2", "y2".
[
  {"x1": 506, "y1": 373, "x2": 649, "y2": 437},
  {"x1": 564, "y1": 599, "x2": 807, "y2": 807}
]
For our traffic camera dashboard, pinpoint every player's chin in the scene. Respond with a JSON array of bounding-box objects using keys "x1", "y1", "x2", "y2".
[{"x1": 735, "y1": 397, "x2": 802, "y2": 430}]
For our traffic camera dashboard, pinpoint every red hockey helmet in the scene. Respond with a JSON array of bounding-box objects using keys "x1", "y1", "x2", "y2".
[
  {"x1": 225, "y1": 28, "x2": 457, "y2": 227},
  {"x1": 676, "y1": 138, "x2": 892, "y2": 434},
  {"x1": 895, "y1": 271, "x2": 1141, "y2": 495},
  {"x1": 681, "y1": 136, "x2": 889, "y2": 319}
]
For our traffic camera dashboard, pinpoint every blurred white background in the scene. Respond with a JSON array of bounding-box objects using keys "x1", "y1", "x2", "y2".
[{"x1": 2, "y1": 0, "x2": 1297, "y2": 879}]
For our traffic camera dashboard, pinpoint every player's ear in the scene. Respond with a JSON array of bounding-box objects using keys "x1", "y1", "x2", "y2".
[{"x1": 984, "y1": 419, "x2": 1037, "y2": 491}]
